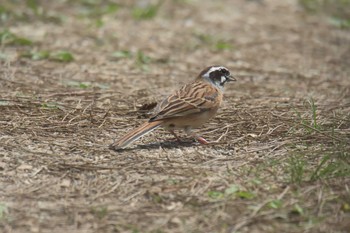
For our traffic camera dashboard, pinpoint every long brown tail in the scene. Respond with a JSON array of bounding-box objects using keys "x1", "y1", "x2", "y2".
[{"x1": 110, "y1": 121, "x2": 162, "y2": 149}]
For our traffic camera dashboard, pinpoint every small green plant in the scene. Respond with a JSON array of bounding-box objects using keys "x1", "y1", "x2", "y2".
[
  {"x1": 136, "y1": 51, "x2": 151, "y2": 64},
  {"x1": 132, "y1": 2, "x2": 162, "y2": 20},
  {"x1": 215, "y1": 40, "x2": 232, "y2": 51},
  {"x1": 293, "y1": 108, "x2": 311, "y2": 133},
  {"x1": 291, "y1": 203, "x2": 304, "y2": 216},
  {"x1": 208, "y1": 185, "x2": 255, "y2": 200},
  {"x1": 50, "y1": 51, "x2": 74, "y2": 62},
  {"x1": 207, "y1": 191, "x2": 224, "y2": 199},
  {"x1": 310, "y1": 150, "x2": 350, "y2": 181},
  {"x1": 307, "y1": 98, "x2": 320, "y2": 130},
  {"x1": 0, "y1": 30, "x2": 33, "y2": 46},
  {"x1": 20, "y1": 50, "x2": 74, "y2": 62},
  {"x1": 21, "y1": 50, "x2": 50, "y2": 60},
  {"x1": 288, "y1": 144, "x2": 349, "y2": 184},
  {"x1": 136, "y1": 50, "x2": 151, "y2": 71},
  {"x1": 293, "y1": 97, "x2": 321, "y2": 133},
  {"x1": 268, "y1": 199, "x2": 283, "y2": 209},
  {"x1": 111, "y1": 50, "x2": 132, "y2": 59},
  {"x1": 310, "y1": 154, "x2": 331, "y2": 181},
  {"x1": 288, "y1": 155, "x2": 306, "y2": 184},
  {"x1": 236, "y1": 190, "x2": 255, "y2": 199}
]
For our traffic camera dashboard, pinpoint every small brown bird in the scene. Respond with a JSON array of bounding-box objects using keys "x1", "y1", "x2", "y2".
[{"x1": 111, "y1": 66, "x2": 235, "y2": 149}]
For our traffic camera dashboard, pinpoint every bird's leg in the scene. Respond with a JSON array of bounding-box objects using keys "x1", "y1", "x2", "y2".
[
  {"x1": 184, "y1": 127, "x2": 209, "y2": 145},
  {"x1": 169, "y1": 129, "x2": 182, "y2": 142}
]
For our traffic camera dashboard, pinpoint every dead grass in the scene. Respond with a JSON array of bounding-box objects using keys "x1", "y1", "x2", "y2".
[{"x1": 0, "y1": 0, "x2": 349, "y2": 233}]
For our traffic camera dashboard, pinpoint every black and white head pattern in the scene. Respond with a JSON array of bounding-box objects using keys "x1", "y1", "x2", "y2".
[{"x1": 199, "y1": 66, "x2": 233, "y2": 88}]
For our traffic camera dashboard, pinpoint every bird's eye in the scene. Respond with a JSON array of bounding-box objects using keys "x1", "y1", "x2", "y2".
[{"x1": 221, "y1": 69, "x2": 229, "y2": 75}]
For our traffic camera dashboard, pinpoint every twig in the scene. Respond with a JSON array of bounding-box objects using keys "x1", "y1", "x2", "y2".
[{"x1": 213, "y1": 127, "x2": 230, "y2": 143}]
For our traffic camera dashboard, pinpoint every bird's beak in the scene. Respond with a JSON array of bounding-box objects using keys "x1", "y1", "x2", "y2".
[{"x1": 226, "y1": 75, "x2": 236, "y2": 82}]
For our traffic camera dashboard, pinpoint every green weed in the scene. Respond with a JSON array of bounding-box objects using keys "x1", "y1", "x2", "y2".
[
  {"x1": 136, "y1": 50, "x2": 151, "y2": 71},
  {"x1": 21, "y1": 50, "x2": 50, "y2": 60},
  {"x1": 132, "y1": 2, "x2": 162, "y2": 20},
  {"x1": 50, "y1": 51, "x2": 74, "y2": 62},
  {"x1": 20, "y1": 50, "x2": 74, "y2": 62},
  {"x1": 293, "y1": 97, "x2": 321, "y2": 133},
  {"x1": 207, "y1": 191, "x2": 224, "y2": 199},
  {"x1": 236, "y1": 190, "x2": 255, "y2": 199},
  {"x1": 136, "y1": 51, "x2": 151, "y2": 64},
  {"x1": 111, "y1": 50, "x2": 132, "y2": 59},
  {"x1": 288, "y1": 145, "x2": 349, "y2": 184},
  {"x1": 215, "y1": 40, "x2": 232, "y2": 51},
  {"x1": 288, "y1": 155, "x2": 306, "y2": 184},
  {"x1": 307, "y1": 98, "x2": 319, "y2": 129},
  {"x1": 291, "y1": 203, "x2": 304, "y2": 216},
  {"x1": 208, "y1": 185, "x2": 255, "y2": 200},
  {"x1": 310, "y1": 149, "x2": 350, "y2": 181},
  {"x1": 0, "y1": 29, "x2": 33, "y2": 46},
  {"x1": 268, "y1": 199, "x2": 283, "y2": 209}
]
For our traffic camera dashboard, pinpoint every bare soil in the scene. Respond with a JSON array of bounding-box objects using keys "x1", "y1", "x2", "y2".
[{"x1": 1, "y1": 0, "x2": 349, "y2": 233}]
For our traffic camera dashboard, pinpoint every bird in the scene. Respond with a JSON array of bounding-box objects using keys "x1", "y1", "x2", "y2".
[{"x1": 110, "y1": 65, "x2": 235, "y2": 149}]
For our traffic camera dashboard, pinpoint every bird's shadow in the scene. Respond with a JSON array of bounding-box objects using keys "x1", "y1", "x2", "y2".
[{"x1": 109, "y1": 140, "x2": 198, "y2": 152}]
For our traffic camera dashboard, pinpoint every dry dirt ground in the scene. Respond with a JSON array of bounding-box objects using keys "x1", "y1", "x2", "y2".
[{"x1": 0, "y1": 0, "x2": 350, "y2": 232}]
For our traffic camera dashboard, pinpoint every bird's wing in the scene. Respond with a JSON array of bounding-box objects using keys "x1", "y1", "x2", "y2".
[{"x1": 149, "y1": 81, "x2": 221, "y2": 122}]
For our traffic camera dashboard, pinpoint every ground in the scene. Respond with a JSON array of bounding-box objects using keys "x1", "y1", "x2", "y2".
[{"x1": 0, "y1": 0, "x2": 349, "y2": 232}]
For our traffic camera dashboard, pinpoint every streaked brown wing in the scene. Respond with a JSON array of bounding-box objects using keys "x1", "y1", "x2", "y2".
[{"x1": 149, "y1": 81, "x2": 219, "y2": 122}]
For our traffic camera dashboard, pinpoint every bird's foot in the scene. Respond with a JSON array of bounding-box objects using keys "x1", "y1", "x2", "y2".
[{"x1": 196, "y1": 136, "x2": 209, "y2": 145}]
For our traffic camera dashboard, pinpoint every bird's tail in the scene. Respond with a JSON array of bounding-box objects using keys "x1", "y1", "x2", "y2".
[{"x1": 110, "y1": 121, "x2": 162, "y2": 149}]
